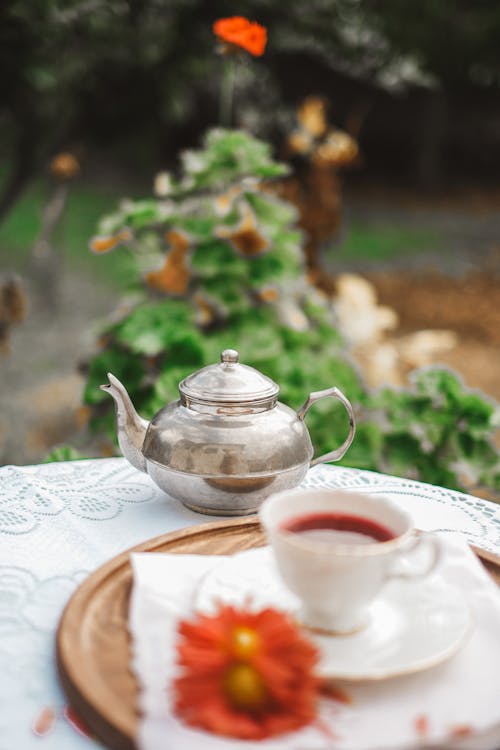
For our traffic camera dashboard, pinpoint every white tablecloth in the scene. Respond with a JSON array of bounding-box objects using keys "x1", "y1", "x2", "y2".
[{"x1": 0, "y1": 457, "x2": 499, "y2": 750}]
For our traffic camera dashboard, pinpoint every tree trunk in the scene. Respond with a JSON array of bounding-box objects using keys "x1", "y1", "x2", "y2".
[
  {"x1": 415, "y1": 90, "x2": 447, "y2": 188},
  {"x1": 0, "y1": 130, "x2": 36, "y2": 224}
]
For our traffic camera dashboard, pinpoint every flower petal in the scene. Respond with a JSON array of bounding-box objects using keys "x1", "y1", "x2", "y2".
[
  {"x1": 174, "y1": 604, "x2": 319, "y2": 739},
  {"x1": 213, "y1": 17, "x2": 267, "y2": 56}
]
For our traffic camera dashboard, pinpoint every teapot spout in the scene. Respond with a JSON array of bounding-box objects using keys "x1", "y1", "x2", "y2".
[{"x1": 100, "y1": 373, "x2": 148, "y2": 472}]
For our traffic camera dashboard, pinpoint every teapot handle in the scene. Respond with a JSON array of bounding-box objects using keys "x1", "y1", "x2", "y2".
[{"x1": 297, "y1": 387, "x2": 356, "y2": 466}]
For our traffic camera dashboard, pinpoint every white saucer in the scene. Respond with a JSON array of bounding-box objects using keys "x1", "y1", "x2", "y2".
[{"x1": 195, "y1": 546, "x2": 472, "y2": 682}]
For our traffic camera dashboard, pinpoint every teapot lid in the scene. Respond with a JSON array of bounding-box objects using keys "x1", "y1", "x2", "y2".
[{"x1": 179, "y1": 349, "x2": 279, "y2": 410}]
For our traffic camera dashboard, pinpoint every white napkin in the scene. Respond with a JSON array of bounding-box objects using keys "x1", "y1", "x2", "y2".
[{"x1": 129, "y1": 537, "x2": 500, "y2": 750}]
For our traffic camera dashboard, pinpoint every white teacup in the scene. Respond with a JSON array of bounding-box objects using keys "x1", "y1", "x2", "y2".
[{"x1": 259, "y1": 488, "x2": 441, "y2": 634}]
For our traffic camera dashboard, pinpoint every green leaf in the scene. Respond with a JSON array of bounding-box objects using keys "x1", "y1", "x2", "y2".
[
  {"x1": 84, "y1": 347, "x2": 146, "y2": 405},
  {"x1": 178, "y1": 129, "x2": 289, "y2": 191},
  {"x1": 115, "y1": 299, "x2": 195, "y2": 355},
  {"x1": 456, "y1": 393, "x2": 497, "y2": 438},
  {"x1": 123, "y1": 200, "x2": 172, "y2": 229},
  {"x1": 202, "y1": 277, "x2": 252, "y2": 315},
  {"x1": 190, "y1": 240, "x2": 247, "y2": 280},
  {"x1": 245, "y1": 192, "x2": 298, "y2": 229},
  {"x1": 175, "y1": 215, "x2": 218, "y2": 239},
  {"x1": 44, "y1": 445, "x2": 88, "y2": 463},
  {"x1": 246, "y1": 242, "x2": 302, "y2": 287},
  {"x1": 338, "y1": 421, "x2": 383, "y2": 470},
  {"x1": 167, "y1": 331, "x2": 207, "y2": 366},
  {"x1": 382, "y1": 434, "x2": 422, "y2": 476},
  {"x1": 412, "y1": 367, "x2": 462, "y2": 404},
  {"x1": 154, "y1": 365, "x2": 196, "y2": 403}
]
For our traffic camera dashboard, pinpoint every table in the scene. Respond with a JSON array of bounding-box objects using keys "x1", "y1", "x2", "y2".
[{"x1": 1, "y1": 457, "x2": 499, "y2": 750}]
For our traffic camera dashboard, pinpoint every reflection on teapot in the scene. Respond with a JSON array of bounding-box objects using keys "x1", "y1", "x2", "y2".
[{"x1": 102, "y1": 349, "x2": 355, "y2": 515}]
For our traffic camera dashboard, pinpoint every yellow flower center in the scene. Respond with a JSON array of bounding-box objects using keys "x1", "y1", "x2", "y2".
[
  {"x1": 224, "y1": 663, "x2": 268, "y2": 711},
  {"x1": 231, "y1": 626, "x2": 260, "y2": 660}
]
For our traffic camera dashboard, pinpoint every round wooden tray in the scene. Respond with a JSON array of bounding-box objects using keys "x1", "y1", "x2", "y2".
[{"x1": 57, "y1": 518, "x2": 500, "y2": 750}]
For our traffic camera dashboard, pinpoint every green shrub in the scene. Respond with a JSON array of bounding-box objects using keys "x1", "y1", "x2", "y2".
[{"x1": 85, "y1": 128, "x2": 500, "y2": 499}]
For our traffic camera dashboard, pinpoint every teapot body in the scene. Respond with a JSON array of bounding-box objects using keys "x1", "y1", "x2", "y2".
[
  {"x1": 142, "y1": 400, "x2": 314, "y2": 515},
  {"x1": 102, "y1": 349, "x2": 355, "y2": 516}
]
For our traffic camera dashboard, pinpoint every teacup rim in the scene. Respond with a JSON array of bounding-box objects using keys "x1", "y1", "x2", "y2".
[{"x1": 259, "y1": 487, "x2": 415, "y2": 556}]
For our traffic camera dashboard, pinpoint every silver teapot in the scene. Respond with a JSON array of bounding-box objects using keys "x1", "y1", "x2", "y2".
[{"x1": 102, "y1": 349, "x2": 355, "y2": 515}]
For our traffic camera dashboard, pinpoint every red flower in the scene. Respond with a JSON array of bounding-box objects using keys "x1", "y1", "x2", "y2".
[
  {"x1": 213, "y1": 17, "x2": 267, "y2": 57},
  {"x1": 173, "y1": 604, "x2": 319, "y2": 740}
]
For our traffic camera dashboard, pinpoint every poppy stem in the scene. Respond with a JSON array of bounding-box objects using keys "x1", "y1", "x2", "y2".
[{"x1": 220, "y1": 58, "x2": 236, "y2": 128}]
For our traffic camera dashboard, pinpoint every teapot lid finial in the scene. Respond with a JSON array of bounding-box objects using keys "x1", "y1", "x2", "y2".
[{"x1": 221, "y1": 349, "x2": 239, "y2": 365}]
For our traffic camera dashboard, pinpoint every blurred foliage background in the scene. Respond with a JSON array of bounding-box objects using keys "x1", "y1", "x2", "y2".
[
  {"x1": 2, "y1": 0, "x2": 500, "y2": 210},
  {"x1": 1, "y1": 1, "x2": 499, "y2": 499}
]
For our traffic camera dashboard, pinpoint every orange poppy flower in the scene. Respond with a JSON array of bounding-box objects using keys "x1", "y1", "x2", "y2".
[
  {"x1": 173, "y1": 604, "x2": 319, "y2": 740},
  {"x1": 213, "y1": 17, "x2": 267, "y2": 57}
]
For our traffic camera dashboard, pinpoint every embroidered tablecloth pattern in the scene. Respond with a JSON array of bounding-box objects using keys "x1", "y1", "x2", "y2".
[{"x1": 0, "y1": 457, "x2": 498, "y2": 750}]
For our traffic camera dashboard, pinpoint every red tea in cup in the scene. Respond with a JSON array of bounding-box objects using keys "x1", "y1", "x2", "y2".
[{"x1": 281, "y1": 512, "x2": 396, "y2": 545}]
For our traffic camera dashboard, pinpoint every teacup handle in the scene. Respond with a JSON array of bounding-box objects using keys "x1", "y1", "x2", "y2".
[
  {"x1": 297, "y1": 387, "x2": 356, "y2": 466},
  {"x1": 386, "y1": 530, "x2": 442, "y2": 581}
]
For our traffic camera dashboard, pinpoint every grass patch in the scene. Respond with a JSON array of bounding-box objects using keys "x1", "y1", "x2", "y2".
[
  {"x1": 0, "y1": 180, "x2": 137, "y2": 289},
  {"x1": 331, "y1": 222, "x2": 443, "y2": 262}
]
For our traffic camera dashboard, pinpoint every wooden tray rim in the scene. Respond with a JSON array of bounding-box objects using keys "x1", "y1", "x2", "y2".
[{"x1": 56, "y1": 517, "x2": 262, "y2": 748}]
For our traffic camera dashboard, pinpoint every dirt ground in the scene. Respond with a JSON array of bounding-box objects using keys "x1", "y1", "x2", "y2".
[
  {"x1": 339, "y1": 186, "x2": 500, "y2": 403},
  {"x1": 0, "y1": 269, "x2": 116, "y2": 465},
  {"x1": 370, "y1": 271, "x2": 500, "y2": 401}
]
